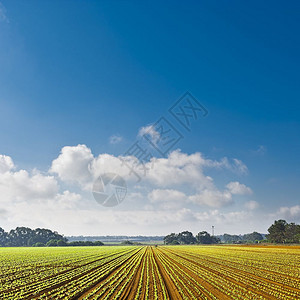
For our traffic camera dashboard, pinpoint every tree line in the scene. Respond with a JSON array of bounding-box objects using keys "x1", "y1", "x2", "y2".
[
  {"x1": 1, "y1": 219, "x2": 299, "y2": 247},
  {"x1": 221, "y1": 232, "x2": 264, "y2": 244},
  {"x1": 267, "y1": 220, "x2": 300, "y2": 243},
  {"x1": 0, "y1": 227, "x2": 103, "y2": 247},
  {"x1": 164, "y1": 220, "x2": 300, "y2": 245},
  {"x1": 163, "y1": 231, "x2": 264, "y2": 245},
  {"x1": 164, "y1": 231, "x2": 220, "y2": 245}
]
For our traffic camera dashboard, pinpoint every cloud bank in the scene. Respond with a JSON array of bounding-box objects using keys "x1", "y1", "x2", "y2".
[{"x1": 0, "y1": 144, "x2": 294, "y2": 235}]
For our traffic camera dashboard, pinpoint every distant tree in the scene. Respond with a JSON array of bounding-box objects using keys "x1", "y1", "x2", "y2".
[
  {"x1": 266, "y1": 220, "x2": 300, "y2": 243},
  {"x1": 32, "y1": 242, "x2": 45, "y2": 247},
  {"x1": 294, "y1": 233, "x2": 300, "y2": 244},
  {"x1": 0, "y1": 227, "x2": 8, "y2": 246},
  {"x1": 0, "y1": 226, "x2": 106, "y2": 247},
  {"x1": 164, "y1": 233, "x2": 178, "y2": 245},
  {"x1": 170, "y1": 240, "x2": 180, "y2": 245},
  {"x1": 46, "y1": 239, "x2": 59, "y2": 247},
  {"x1": 164, "y1": 231, "x2": 220, "y2": 245},
  {"x1": 213, "y1": 236, "x2": 221, "y2": 244},
  {"x1": 67, "y1": 241, "x2": 103, "y2": 246},
  {"x1": 57, "y1": 240, "x2": 67, "y2": 246},
  {"x1": 223, "y1": 234, "x2": 242, "y2": 244},
  {"x1": 68, "y1": 241, "x2": 84, "y2": 246},
  {"x1": 196, "y1": 231, "x2": 211, "y2": 244},
  {"x1": 31, "y1": 228, "x2": 66, "y2": 245},
  {"x1": 121, "y1": 240, "x2": 134, "y2": 245},
  {"x1": 243, "y1": 232, "x2": 264, "y2": 243},
  {"x1": 177, "y1": 231, "x2": 196, "y2": 245},
  {"x1": 267, "y1": 220, "x2": 288, "y2": 243},
  {"x1": 8, "y1": 227, "x2": 34, "y2": 247},
  {"x1": 0, "y1": 227, "x2": 67, "y2": 247},
  {"x1": 285, "y1": 223, "x2": 300, "y2": 243},
  {"x1": 84, "y1": 241, "x2": 94, "y2": 246},
  {"x1": 196, "y1": 231, "x2": 220, "y2": 244},
  {"x1": 93, "y1": 241, "x2": 104, "y2": 246}
]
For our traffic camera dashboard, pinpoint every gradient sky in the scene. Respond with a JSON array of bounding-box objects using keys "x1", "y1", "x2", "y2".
[{"x1": 0, "y1": 1, "x2": 299, "y2": 236}]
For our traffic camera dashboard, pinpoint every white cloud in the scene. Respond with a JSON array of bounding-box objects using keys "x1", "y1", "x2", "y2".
[
  {"x1": 0, "y1": 155, "x2": 80, "y2": 211},
  {"x1": 189, "y1": 189, "x2": 233, "y2": 208},
  {"x1": 54, "y1": 191, "x2": 82, "y2": 209},
  {"x1": 138, "y1": 124, "x2": 160, "y2": 145},
  {"x1": 226, "y1": 181, "x2": 252, "y2": 195},
  {"x1": 148, "y1": 182, "x2": 253, "y2": 209},
  {"x1": 144, "y1": 150, "x2": 217, "y2": 188},
  {"x1": 0, "y1": 155, "x2": 14, "y2": 173},
  {"x1": 0, "y1": 169, "x2": 58, "y2": 202},
  {"x1": 202, "y1": 157, "x2": 248, "y2": 175},
  {"x1": 50, "y1": 144, "x2": 94, "y2": 186},
  {"x1": 275, "y1": 205, "x2": 300, "y2": 220},
  {"x1": 109, "y1": 135, "x2": 123, "y2": 144},
  {"x1": 48, "y1": 146, "x2": 251, "y2": 208},
  {"x1": 91, "y1": 153, "x2": 130, "y2": 179},
  {"x1": 245, "y1": 200, "x2": 259, "y2": 210},
  {"x1": 2, "y1": 198, "x2": 262, "y2": 235},
  {"x1": 148, "y1": 189, "x2": 187, "y2": 203},
  {"x1": 0, "y1": 145, "x2": 259, "y2": 234},
  {"x1": 0, "y1": 208, "x2": 7, "y2": 217},
  {"x1": 49, "y1": 145, "x2": 249, "y2": 192},
  {"x1": 232, "y1": 159, "x2": 248, "y2": 175},
  {"x1": 193, "y1": 209, "x2": 250, "y2": 224}
]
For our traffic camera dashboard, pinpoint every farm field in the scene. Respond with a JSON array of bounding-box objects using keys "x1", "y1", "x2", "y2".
[{"x1": 1, "y1": 245, "x2": 300, "y2": 299}]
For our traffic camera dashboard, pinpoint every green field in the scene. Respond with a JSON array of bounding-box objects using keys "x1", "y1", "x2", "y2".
[{"x1": 1, "y1": 245, "x2": 300, "y2": 299}]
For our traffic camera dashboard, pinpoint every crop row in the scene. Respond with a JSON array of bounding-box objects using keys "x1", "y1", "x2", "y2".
[{"x1": 1, "y1": 245, "x2": 300, "y2": 299}]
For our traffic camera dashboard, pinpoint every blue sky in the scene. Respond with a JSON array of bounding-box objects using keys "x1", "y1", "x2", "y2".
[{"x1": 0, "y1": 1, "x2": 299, "y2": 235}]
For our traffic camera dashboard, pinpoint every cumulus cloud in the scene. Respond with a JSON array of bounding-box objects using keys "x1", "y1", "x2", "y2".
[
  {"x1": 144, "y1": 151, "x2": 210, "y2": 187},
  {"x1": 275, "y1": 205, "x2": 300, "y2": 220},
  {"x1": 226, "y1": 181, "x2": 252, "y2": 195},
  {"x1": 48, "y1": 145, "x2": 251, "y2": 208},
  {"x1": 53, "y1": 191, "x2": 82, "y2": 209},
  {"x1": 0, "y1": 154, "x2": 83, "y2": 213},
  {"x1": 189, "y1": 189, "x2": 233, "y2": 208},
  {"x1": 49, "y1": 145, "x2": 249, "y2": 190},
  {"x1": 0, "y1": 155, "x2": 15, "y2": 173},
  {"x1": 245, "y1": 200, "x2": 259, "y2": 210},
  {"x1": 0, "y1": 169, "x2": 58, "y2": 202},
  {"x1": 138, "y1": 124, "x2": 160, "y2": 145},
  {"x1": 192, "y1": 209, "x2": 251, "y2": 224},
  {"x1": 49, "y1": 144, "x2": 147, "y2": 188},
  {"x1": 148, "y1": 182, "x2": 253, "y2": 209},
  {"x1": 50, "y1": 144, "x2": 94, "y2": 186},
  {"x1": 91, "y1": 153, "x2": 133, "y2": 180},
  {"x1": 0, "y1": 144, "x2": 256, "y2": 234},
  {"x1": 148, "y1": 189, "x2": 187, "y2": 203}
]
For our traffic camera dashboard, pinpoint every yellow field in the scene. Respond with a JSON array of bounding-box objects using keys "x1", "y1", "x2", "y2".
[{"x1": 1, "y1": 245, "x2": 300, "y2": 299}]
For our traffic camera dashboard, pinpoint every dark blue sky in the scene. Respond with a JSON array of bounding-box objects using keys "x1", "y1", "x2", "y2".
[{"x1": 0, "y1": 1, "x2": 299, "y2": 234}]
